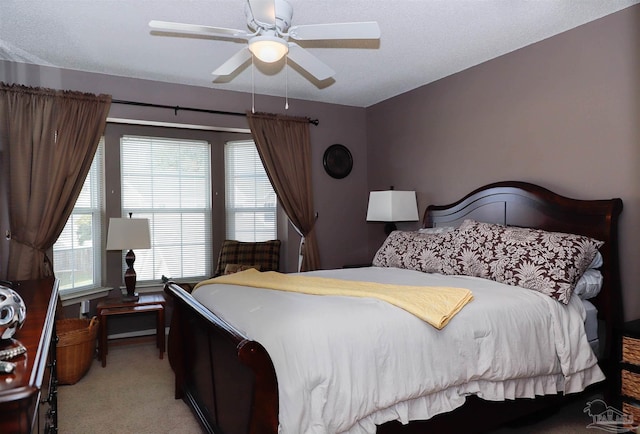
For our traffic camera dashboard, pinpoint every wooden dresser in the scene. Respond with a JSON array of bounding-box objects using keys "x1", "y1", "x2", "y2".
[{"x1": 0, "y1": 277, "x2": 59, "y2": 433}]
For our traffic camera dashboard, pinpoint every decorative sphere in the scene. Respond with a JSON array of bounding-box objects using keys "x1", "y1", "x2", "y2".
[{"x1": 0, "y1": 286, "x2": 26, "y2": 340}]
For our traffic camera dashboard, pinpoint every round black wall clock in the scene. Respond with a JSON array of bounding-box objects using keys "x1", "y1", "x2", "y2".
[{"x1": 323, "y1": 144, "x2": 353, "y2": 179}]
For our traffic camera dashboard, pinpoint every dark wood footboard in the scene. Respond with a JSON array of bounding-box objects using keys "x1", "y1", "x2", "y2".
[{"x1": 165, "y1": 281, "x2": 279, "y2": 434}]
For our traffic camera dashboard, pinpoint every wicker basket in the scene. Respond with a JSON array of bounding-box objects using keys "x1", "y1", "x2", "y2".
[
  {"x1": 622, "y1": 402, "x2": 640, "y2": 428},
  {"x1": 56, "y1": 316, "x2": 99, "y2": 385},
  {"x1": 622, "y1": 369, "x2": 640, "y2": 401},
  {"x1": 623, "y1": 336, "x2": 640, "y2": 365}
]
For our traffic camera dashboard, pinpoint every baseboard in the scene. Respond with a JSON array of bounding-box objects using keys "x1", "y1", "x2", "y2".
[{"x1": 108, "y1": 327, "x2": 170, "y2": 340}]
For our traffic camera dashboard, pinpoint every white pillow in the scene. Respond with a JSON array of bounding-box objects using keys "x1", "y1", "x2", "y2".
[
  {"x1": 573, "y1": 269, "x2": 603, "y2": 300},
  {"x1": 589, "y1": 251, "x2": 603, "y2": 269}
]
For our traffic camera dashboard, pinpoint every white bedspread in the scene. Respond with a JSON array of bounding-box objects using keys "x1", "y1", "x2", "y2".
[{"x1": 192, "y1": 267, "x2": 604, "y2": 434}]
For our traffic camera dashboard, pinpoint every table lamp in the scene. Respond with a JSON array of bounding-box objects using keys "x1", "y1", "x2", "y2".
[
  {"x1": 366, "y1": 189, "x2": 419, "y2": 235},
  {"x1": 106, "y1": 214, "x2": 151, "y2": 301}
]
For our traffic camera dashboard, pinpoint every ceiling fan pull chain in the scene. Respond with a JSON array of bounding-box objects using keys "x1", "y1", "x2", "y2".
[
  {"x1": 251, "y1": 56, "x2": 255, "y2": 113},
  {"x1": 285, "y1": 56, "x2": 289, "y2": 110}
]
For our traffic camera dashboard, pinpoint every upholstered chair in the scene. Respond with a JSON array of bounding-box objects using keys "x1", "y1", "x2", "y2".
[{"x1": 213, "y1": 239, "x2": 281, "y2": 277}]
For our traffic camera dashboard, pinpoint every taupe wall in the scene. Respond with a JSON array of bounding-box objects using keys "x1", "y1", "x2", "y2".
[
  {"x1": 0, "y1": 61, "x2": 370, "y2": 284},
  {"x1": 366, "y1": 5, "x2": 640, "y2": 320}
]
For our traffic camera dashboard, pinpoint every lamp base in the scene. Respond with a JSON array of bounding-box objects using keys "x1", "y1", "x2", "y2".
[
  {"x1": 121, "y1": 293, "x2": 139, "y2": 302},
  {"x1": 123, "y1": 250, "x2": 139, "y2": 302},
  {"x1": 384, "y1": 222, "x2": 397, "y2": 235}
]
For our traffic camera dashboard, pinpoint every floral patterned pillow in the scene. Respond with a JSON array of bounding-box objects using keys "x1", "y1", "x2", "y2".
[
  {"x1": 372, "y1": 230, "x2": 459, "y2": 274},
  {"x1": 454, "y1": 220, "x2": 603, "y2": 304}
]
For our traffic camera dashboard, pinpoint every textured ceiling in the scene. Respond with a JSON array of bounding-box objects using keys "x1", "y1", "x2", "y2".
[{"x1": 1, "y1": 0, "x2": 638, "y2": 107}]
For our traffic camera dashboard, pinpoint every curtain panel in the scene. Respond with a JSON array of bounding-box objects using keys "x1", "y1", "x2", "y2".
[
  {"x1": 247, "y1": 112, "x2": 320, "y2": 271},
  {"x1": 0, "y1": 83, "x2": 111, "y2": 280}
]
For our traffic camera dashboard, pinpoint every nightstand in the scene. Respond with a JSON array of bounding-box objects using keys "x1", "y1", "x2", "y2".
[
  {"x1": 97, "y1": 294, "x2": 166, "y2": 367},
  {"x1": 619, "y1": 319, "x2": 640, "y2": 425}
]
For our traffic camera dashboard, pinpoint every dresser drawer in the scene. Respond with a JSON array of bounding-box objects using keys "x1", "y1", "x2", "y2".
[{"x1": 623, "y1": 336, "x2": 640, "y2": 365}]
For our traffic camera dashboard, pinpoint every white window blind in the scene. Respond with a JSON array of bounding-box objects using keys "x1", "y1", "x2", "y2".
[
  {"x1": 225, "y1": 140, "x2": 277, "y2": 241},
  {"x1": 121, "y1": 135, "x2": 212, "y2": 282},
  {"x1": 53, "y1": 139, "x2": 104, "y2": 292}
]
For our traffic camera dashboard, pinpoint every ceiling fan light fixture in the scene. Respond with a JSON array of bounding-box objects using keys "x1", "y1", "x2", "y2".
[{"x1": 249, "y1": 35, "x2": 288, "y2": 63}]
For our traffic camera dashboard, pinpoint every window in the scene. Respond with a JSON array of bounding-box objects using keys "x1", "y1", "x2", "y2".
[
  {"x1": 120, "y1": 135, "x2": 212, "y2": 282},
  {"x1": 53, "y1": 139, "x2": 104, "y2": 292},
  {"x1": 225, "y1": 140, "x2": 277, "y2": 241}
]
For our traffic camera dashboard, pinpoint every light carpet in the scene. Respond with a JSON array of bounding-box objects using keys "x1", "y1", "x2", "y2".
[{"x1": 57, "y1": 339, "x2": 204, "y2": 434}]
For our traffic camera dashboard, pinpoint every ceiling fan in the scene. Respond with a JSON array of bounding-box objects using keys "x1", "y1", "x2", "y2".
[{"x1": 149, "y1": 0, "x2": 380, "y2": 82}]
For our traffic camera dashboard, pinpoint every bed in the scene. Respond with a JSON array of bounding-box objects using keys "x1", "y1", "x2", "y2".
[{"x1": 165, "y1": 181, "x2": 623, "y2": 434}]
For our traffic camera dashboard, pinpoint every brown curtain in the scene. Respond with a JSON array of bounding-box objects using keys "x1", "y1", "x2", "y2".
[
  {"x1": 247, "y1": 112, "x2": 320, "y2": 271},
  {"x1": 0, "y1": 83, "x2": 111, "y2": 280}
]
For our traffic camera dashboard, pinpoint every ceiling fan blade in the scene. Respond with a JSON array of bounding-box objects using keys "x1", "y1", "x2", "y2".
[
  {"x1": 246, "y1": 0, "x2": 276, "y2": 28},
  {"x1": 286, "y1": 44, "x2": 335, "y2": 81},
  {"x1": 212, "y1": 47, "x2": 252, "y2": 76},
  {"x1": 149, "y1": 20, "x2": 250, "y2": 39},
  {"x1": 288, "y1": 22, "x2": 381, "y2": 41}
]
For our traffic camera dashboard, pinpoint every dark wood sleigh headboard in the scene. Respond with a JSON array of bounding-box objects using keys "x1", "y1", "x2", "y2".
[
  {"x1": 424, "y1": 180, "x2": 623, "y2": 366},
  {"x1": 166, "y1": 180, "x2": 623, "y2": 434}
]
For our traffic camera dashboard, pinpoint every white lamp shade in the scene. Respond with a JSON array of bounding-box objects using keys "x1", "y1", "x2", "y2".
[
  {"x1": 249, "y1": 35, "x2": 289, "y2": 63},
  {"x1": 106, "y1": 218, "x2": 151, "y2": 250},
  {"x1": 366, "y1": 190, "x2": 419, "y2": 222}
]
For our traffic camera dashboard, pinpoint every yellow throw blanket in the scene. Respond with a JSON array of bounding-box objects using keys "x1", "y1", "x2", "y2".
[{"x1": 195, "y1": 269, "x2": 473, "y2": 329}]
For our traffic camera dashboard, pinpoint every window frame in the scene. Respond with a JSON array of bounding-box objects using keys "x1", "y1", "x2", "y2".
[
  {"x1": 119, "y1": 134, "x2": 213, "y2": 285},
  {"x1": 54, "y1": 139, "x2": 106, "y2": 298},
  {"x1": 224, "y1": 140, "x2": 277, "y2": 242}
]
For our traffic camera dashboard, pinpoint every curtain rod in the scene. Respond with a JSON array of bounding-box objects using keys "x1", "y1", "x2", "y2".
[{"x1": 111, "y1": 99, "x2": 320, "y2": 126}]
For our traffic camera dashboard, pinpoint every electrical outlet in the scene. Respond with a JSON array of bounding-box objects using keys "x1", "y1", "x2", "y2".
[{"x1": 80, "y1": 300, "x2": 90, "y2": 317}]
